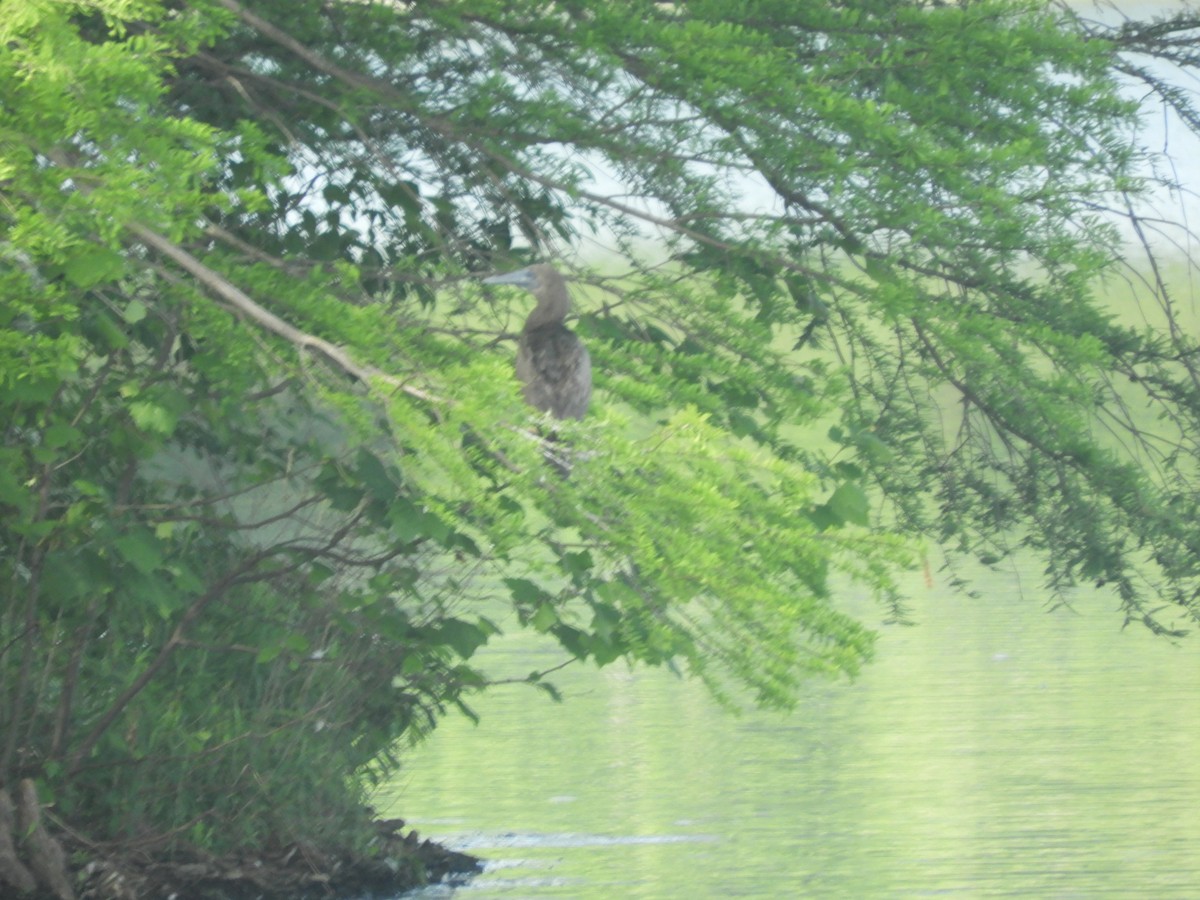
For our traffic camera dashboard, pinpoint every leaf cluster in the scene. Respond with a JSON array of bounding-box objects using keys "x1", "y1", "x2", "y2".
[{"x1": 3, "y1": 0, "x2": 1199, "y2": 860}]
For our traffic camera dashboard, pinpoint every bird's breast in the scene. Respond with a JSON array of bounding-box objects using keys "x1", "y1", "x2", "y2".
[{"x1": 517, "y1": 325, "x2": 592, "y2": 419}]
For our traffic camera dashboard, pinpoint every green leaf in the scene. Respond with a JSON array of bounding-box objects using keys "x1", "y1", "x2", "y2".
[
  {"x1": 531, "y1": 680, "x2": 563, "y2": 702},
  {"x1": 356, "y1": 448, "x2": 399, "y2": 500},
  {"x1": 123, "y1": 299, "x2": 148, "y2": 324},
  {"x1": 256, "y1": 643, "x2": 283, "y2": 664},
  {"x1": 590, "y1": 634, "x2": 623, "y2": 666},
  {"x1": 114, "y1": 530, "x2": 163, "y2": 575},
  {"x1": 43, "y1": 422, "x2": 82, "y2": 449},
  {"x1": 434, "y1": 618, "x2": 489, "y2": 659},
  {"x1": 128, "y1": 400, "x2": 178, "y2": 436},
  {"x1": 504, "y1": 577, "x2": 552, "y2": 606},
  {"x1": 856, "y1": 432, "x2": 894, "y2": 465},
  {"x1": 590, "y1": 602, "x2": 621, "y2": 641},
  {"x1": 64, "y1": 246, "x2": 125, "y2": 288},
  {"x1": 530, "y1": 603, "x2": 558, "y2": 632},
  {"x1": 561, "y1": 550, "x2": 593, "y2": 585},
  {"x1": 550, "y1": 624, "x2": 589, "y2": 660},
  {"x1": 828, "y1": 483, "x2": 870, "y2": 527},
  {"x1": 88, "y1": 310, "x2": 130, "y2": 351},
  {"x1": 387, "y1": 495, "x2": 426, "y2": 540}
]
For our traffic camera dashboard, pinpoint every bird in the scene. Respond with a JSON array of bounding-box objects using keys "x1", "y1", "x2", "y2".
[{"x1": 482, "y1": 264, "x2": 591, "y2": 420}]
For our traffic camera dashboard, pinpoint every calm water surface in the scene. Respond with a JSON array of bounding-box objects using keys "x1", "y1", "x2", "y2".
[{"x1": 378, "y1": 568, "x2": 1200, "y2": 897}]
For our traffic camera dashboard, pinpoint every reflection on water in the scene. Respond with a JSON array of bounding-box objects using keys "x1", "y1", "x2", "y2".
[{"x1": 378, "y1": 566, "x2": 1200, "y2": 898}]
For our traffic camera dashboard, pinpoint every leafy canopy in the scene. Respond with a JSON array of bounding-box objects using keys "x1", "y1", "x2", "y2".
[{"x1": 3, "y1": 0, "x2": 1199, "y2": 855}]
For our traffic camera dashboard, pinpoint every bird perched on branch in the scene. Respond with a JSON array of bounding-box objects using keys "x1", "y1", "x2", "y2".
[{"x1": 483, "y1": 264, "x2": 591, "y2": 420}]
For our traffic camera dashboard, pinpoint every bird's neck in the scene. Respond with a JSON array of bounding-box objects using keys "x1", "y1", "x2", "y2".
[{"x1": 524, "y1": 294, "x2": 570, "y2": 330}]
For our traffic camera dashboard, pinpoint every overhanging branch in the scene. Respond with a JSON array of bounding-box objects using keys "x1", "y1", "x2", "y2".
[{"x1": 125, "y1": 222, "x2": 442, "y2": 406}]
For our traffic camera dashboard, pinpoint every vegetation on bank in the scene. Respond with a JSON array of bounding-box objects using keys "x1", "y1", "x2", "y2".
[{"x1": 3, "y1": 0, "x2": 1200, "y2": 894}]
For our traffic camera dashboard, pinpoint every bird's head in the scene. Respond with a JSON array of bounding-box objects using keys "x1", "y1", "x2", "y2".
[{"x1": 482, "y1": 264, "x2": 570, "y2": 325}]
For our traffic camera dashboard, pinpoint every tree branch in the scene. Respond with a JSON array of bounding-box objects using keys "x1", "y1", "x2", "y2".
[{"x1": 125, "y1": 222, "x2": 443, "y2": 406}]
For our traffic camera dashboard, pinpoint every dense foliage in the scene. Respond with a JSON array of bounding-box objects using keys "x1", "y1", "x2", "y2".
[{"x1": 3, "y1": 0, "x2": 1199, "y2": 860}]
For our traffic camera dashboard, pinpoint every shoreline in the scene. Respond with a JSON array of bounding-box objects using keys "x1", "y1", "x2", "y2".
[{"x1": 4, "y1": 810, "x2": 480, "y2": 900}]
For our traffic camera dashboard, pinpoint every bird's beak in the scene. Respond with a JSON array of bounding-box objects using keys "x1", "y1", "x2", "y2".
[{"x1": 482, "y1": 267, "x2": 536, "y2": 288}]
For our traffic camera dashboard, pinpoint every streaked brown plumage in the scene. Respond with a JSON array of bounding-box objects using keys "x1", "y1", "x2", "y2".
[{"x1": 482, "y1": 264, "x2": 591, "y2": 420}]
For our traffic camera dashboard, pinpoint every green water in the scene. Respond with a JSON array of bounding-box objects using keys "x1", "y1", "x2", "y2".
[{"x1": 378, "y1": 565, "x2": 1200, "y2": 898}]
